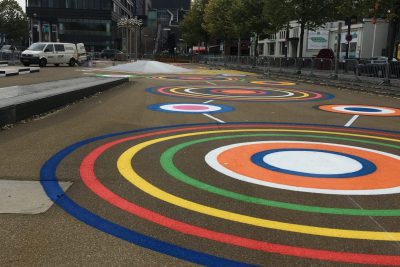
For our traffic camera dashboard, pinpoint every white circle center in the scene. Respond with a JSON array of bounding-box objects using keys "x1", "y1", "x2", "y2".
[
  {"x1": 263, "y1": 150, "x2": 363, "y2": 175},
  {"x1": 160, "y1": 104, "x2": 221, "y2": 112},
  {"x1": 332, "y1": 106, "x2": 394, "y2": 114}
]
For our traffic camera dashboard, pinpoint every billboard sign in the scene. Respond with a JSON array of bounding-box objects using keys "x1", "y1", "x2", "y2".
[{"x1": 307, "y1": 30, "x2": 329, "y2": 50}]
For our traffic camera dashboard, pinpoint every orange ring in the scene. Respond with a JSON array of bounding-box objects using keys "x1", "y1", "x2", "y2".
[
  {"x1": 214, "y1": 142, "x2": 400, "y2": 190},
  {"x1": 319, "y1": 105, "x2": 400, "y2": 116}
]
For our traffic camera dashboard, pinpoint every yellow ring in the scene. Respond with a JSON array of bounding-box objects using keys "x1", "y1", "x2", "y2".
[{"x1": 117, "y1": 129, "x2": 400, "y2": 241}]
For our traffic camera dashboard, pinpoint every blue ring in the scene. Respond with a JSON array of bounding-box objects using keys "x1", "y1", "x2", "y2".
[
  {"x1": 251, "y1": 149, "x2": 377, "y2": 178},
  {"x1": 40, "y1": 124, "x2": 254, "y2": 267},
  {"x1": 40, "y1": 122, "x2": 398, "y2": 265},
  {"x1": 344, "y1": 107, "x2": 382, "y2": 113},
  {"x1": 148, "y1": 103, "x2": 235, "y2": 114}
]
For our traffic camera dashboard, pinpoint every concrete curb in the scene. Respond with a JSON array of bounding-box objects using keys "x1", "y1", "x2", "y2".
[
  {"x1": 0, "y1": 67, "x2": 40, "y2": 77},
  {"x1": 0, "y1": 77, "x2": 129, "y2": 127}
]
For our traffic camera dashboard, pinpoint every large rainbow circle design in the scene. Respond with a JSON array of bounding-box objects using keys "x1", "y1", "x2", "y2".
[
  {"x1": 318, "y1": 105, "x2": 400, "y2": 116},
  {"x1": 145, "y1": 86, "x2": 334, "y2": 102},
  {"x1": 148, "y1": 75, "x2": 244, "y2": 81},
  {"x1": 41, "y1": 123, "x2": 400, "y2": 266}
]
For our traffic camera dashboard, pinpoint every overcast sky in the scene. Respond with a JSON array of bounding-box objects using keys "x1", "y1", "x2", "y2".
[{"x1": 16, "y1": 0, "x2": 25, "y2": 11}]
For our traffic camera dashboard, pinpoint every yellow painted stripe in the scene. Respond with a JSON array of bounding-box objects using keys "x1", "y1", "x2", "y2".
[{"x1": 117, "y1": 129, "x2": 400, "y2": 241}]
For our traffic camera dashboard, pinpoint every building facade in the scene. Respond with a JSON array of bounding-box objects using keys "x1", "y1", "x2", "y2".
[
  {"x1": 26, "y1": 0, "x2": 135, "y2": 52},
  {"x1": 150, "y1": 0, "x2": 190, "y2": 54},
  {"x1": 259, "y1": 19, "x2": 389, "y2": 59}
]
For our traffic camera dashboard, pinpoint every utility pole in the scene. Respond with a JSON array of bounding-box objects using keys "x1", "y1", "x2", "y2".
[{"x1": 332, "y1": 22, "x2": 342, "y2": 79}]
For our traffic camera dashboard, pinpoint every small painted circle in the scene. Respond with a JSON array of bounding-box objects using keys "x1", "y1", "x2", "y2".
[
  {"x1": 205, "y1": 141, "x2": 400, "y2": 195},
  {"x1": 251, "y1": 149, "x2": 376, "y2": 178},
  {"x1": 210, "y1": 89, "x2": 268, "y2": 95},
  {"x1": 148, "y1": 103, "x2": 235, "y2": 114},
  {"x1": 150, "y1": 76, "x2": 240, "y2": 81},
  {"x1": 251, "y1": 81, "x2": 296, "y2": 86},
  {"x1": 318, "y1": 105, "x2": 400, "y2": 116}
]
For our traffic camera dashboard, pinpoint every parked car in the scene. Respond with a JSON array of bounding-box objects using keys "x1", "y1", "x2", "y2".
[
  {"x1": 354, "y1": 57, "x2": 385, "y2": 77},
  {"x1": 20, "y1": 42, "x2": 87, "y2": 67},
  {"x1": 315, "y1": 49, "x2": 334, "y2": 70},
  {"x1": 0, "y1": 45, "x2": 20, "y2": 59},
  {"x1": 1, "y1": 44, "x2": 20, "y2": 53},
  {"x1": 100, "y1": 49, "x2": 126, "y2": 60}
]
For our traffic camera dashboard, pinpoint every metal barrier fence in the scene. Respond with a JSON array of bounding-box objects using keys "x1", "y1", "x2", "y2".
[
  {"x1": 0, "y1": 52, "x2": 21, "y2": 65},
  {"x1": 201, "y1": 55, "x2": 399, "y2": 85}
]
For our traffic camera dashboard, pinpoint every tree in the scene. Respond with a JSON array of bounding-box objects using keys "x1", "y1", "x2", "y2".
[
  {"x1": 334, "y1": 0, "x2": 374, "y2": 59},
  {"x1": 180, "y1": 0, "x2": 209, "y2": 49},
  {"x1": 241, "y1": 0, "x2": 270, "y2": 56},
  {"x1": 0, "y1": 0, "x2": 29, "y2": 44},
  {"x1": 373, "y1": 0, "x2": 400, "y2": 59},
  {"x1": 264, "y1": 0, "x2": 336, "y2": 58},
  {"x1": 204, "y1": 0, "x2": 236, "y2": 55}
]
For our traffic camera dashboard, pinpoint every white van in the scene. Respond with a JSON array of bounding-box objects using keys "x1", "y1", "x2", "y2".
[{"x1": 20, "y1": 42, "x2": 87, "y2": 67}]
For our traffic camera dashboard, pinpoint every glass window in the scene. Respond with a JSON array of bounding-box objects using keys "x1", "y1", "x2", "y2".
[
  {"x1": 45, "y1": 44, "x2": 54, "y2": 52},
  {"x1": 28, "y1": 43, "x2": 46, "y2": 51},
  {"x1": 268, "y1": 43, "x2": 275, "y2": 56},
  {"x1": 28, "y1": 0, "x2": 41, "y2": 7},
  {"x1": 54, "y1": 44, "x2": 65, "y2": 52}
]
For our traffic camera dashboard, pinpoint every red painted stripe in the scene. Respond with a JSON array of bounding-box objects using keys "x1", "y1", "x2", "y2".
[{"x1": 79, "y1": 125, "x2": 400, "y2": 265}]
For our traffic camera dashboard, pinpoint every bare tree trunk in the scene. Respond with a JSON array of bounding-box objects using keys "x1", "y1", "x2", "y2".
[
  {"x1": 254, "y1": 33, "x2": 259, "y2": 57},
  {"x1": 237, "y1": 36, "x2": 241, "y2": 58},
  {"x1": 387, "y1": 20, "x2": 398, "y2": 60},
  {"x1": 299, "y1": 22, "x2": 305, "y2": 58}
]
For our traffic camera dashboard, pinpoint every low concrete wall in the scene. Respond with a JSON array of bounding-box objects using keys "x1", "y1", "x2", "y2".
[{"x1": 0, "y1": 77, "x2": 128, "y2": 127}]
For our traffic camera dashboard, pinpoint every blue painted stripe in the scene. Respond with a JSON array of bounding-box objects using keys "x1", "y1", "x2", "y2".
[{"x1": 40, "y1": 124, "x2": 255, "y2": 267}]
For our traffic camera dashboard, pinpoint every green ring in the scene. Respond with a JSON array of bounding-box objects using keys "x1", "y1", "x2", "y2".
[{"x1": 160, "y1": 133, "x2": 400, "y2": 217}]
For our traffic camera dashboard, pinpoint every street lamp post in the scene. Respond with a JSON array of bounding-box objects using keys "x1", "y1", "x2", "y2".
[
  {"x1": 129, "y1": 17, "x2": 143, "y2": 61},
  {"x1": 117, "y1": 17, "x2": 130, "y2": 56},
  {"x1": 118, "y1": 17, "x2": 143, "y2": 61}
]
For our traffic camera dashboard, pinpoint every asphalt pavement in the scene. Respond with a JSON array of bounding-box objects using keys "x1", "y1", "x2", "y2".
[{"x1": 0, "y1": 63, "x2": 400, "y2": 266}]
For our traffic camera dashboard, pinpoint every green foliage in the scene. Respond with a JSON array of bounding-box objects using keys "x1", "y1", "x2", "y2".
[
  {"x1": 374, "y1": 0, "x2": 400, "y2": 21},
  {"x1": 204, "y1": 0, "x2": 235, "y2": 39},
  {"x1": 180, "y1": 0, "x2": 209, "y2": 46},
  {"x1": 334, "y1": 0, "x2": 374, "y2": 19},
  {"x1": 0, "y1": 0, "x2": 28, "y2": 42}
]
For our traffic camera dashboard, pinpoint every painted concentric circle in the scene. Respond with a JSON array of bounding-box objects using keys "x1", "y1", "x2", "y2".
[
  {"x1": 205, "y1": 141, "x2": 400, "y2": 194},
  {"x1": 251, "y1": 80, "x2": 296, "y2": 86},
  {"x1": 149, "y1": 75, "x2": 243, "y2": 81},
  {"x1": 148, "y1": 103, "x2": 234, "y2": 114},
  {"x1": 146, "y1": 86, "x2": 334, "y2": 102},
  {"x1": 318, "y1": 105, "x2": 400, "y2": 116},
  {"x1": 41, "y1": 123, "x2": 400, "y2": 266}
]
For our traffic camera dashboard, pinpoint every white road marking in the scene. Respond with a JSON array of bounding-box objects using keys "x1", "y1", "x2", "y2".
[
  {"x1": 203, "y1": 100, "x2": 214, "y2": 104},
  {"x1": 203, "y1": 113, "x2": 226, "y2": 123},
  {"x1": 345, "y1": 115, "x2": 360, "y2": 127},
  {"x1": 0, "y1": 180, "x2": 72, "y2": 214},
  {"x1": 206, "y1": 81, "x2": 217, "y2": 86}
]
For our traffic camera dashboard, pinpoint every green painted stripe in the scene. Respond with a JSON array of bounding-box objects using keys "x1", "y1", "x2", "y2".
[{"x1": 160, "y1": 133, "x2": 400, "y2": 217}]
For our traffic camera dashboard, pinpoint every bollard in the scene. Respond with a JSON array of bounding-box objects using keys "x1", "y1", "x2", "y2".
[{"x1": 383, "y1": 60, "x2": 391, "y2": 85}]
